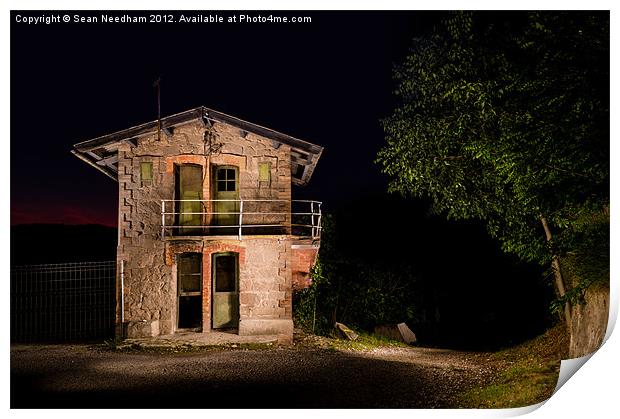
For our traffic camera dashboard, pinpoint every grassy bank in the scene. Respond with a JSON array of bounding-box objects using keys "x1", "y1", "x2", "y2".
[{"x1": 458, "y1": 323, "x2": 569, "y2": 408}]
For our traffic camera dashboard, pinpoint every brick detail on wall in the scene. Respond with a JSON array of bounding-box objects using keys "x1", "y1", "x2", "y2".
[{"x1": 291, "y1": 247, "x2": 319, "y2": 290}]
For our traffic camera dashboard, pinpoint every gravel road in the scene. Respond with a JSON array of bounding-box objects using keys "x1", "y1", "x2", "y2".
[{"x1": 11, "y1": 344, "x2": 498, "y2": 408}]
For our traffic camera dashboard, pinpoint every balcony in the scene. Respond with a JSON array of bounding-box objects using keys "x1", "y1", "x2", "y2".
[{"x1": 161, "y1": 199, "x2": 322, "y2": 241}]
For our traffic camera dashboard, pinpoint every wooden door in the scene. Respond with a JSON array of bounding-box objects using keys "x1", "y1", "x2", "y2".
[
  {"x1": 177, "y1": 253, "x2": 202, "y2": 330},
  {"x1": 212, "y1": 252, "x2": 239, "y2": 329},
  {"x1": 175, "y1": 164, "x2": 203, "y2": 235}
]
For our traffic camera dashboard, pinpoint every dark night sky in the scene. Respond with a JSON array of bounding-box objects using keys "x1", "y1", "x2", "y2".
[{"x1": 10, "y1": 10, "x2": 445, "y2": 226}]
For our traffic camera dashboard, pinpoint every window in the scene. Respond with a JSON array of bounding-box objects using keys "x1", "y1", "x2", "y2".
[
  {"x1": 140, "y1": 162, "x2": 153, "y2": 183},
  {"x1": 214, "y1": 254, "x2": 237, "y2": 292},
  {"x1": 258, "y1": 162, "x2": 271, "y2": 182},
  {"x1": 216, "y1": 168, "x2": 237, "y2": 192},
  {"x1": 178, "y1": 253, "x2": 202, "y2": 293}
]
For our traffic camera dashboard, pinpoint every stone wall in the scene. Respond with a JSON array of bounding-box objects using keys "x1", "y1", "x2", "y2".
[
  {"x1": 116, "y1": 119, "x2": 302, "y2": 338},
  {"x1": 239, "y1": 238, "x2": 293, "y2": 338}
]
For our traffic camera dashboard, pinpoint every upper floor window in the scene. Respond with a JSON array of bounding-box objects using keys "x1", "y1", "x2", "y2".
[
  {"x1": 140, "y1": 161, "x2": 153, "y2": 184},
  {"x1": 216, "y1": 168, "x2": 237, "y2": 192},
  {"x1": 258, "y1": 162, "x2": 271, "y2": 183}
]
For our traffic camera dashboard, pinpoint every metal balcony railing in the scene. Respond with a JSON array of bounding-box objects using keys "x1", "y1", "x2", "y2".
[{"x1": 161, "y1": 199, "x2": 322, "y2": 240}]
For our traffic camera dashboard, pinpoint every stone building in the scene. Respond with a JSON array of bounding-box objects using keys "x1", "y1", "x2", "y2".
[{"x1": 72, "y1": 107, "x2": 323, "y2": 342}]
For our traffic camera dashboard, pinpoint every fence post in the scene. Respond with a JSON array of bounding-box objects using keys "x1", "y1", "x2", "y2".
[
  {"x1": 317, "y1": 203, "x2": 322, "y2": 240},
  {"x1": 161, "y1": 200, "x2": 166, "y2": 238},
  {"x1": 238, "y1": 199, "x2": 244, "y2": 240},
  {"x1": 311, "y1": 201, "x2": 315, "y2": 238},
  {"x1": 120, "y1": 260, "x2": 125, "y2": 324}
]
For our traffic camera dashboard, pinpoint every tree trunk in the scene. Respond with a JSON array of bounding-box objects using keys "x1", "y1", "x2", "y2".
[
  {"x1": 312, "y1": 291, "x2": 317, "y2": 333},
  {"x1": 540, "y1": 216, "x2": 572, "y2": 328}
]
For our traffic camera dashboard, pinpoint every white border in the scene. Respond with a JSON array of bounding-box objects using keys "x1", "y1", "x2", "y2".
[{"x1": 3, "y1": 1, "x2": 617, "y2": 418}]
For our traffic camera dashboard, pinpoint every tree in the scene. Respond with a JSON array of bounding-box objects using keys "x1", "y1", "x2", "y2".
[
  {"x1": 376, "y1": 12, "x2": 609, "y2": 326},
  {"x1": 293, "y1": 214, "x2": 421, "y2": 334}
]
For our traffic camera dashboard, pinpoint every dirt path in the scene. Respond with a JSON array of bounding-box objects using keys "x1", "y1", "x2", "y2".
[{"x1": 11, "y1": 344, "x2": 499, "y2": 408}]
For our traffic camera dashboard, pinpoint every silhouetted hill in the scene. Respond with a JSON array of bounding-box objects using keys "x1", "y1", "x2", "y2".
[{"x1": 11, "y1": 224, "x2": 117, "y2": 266}]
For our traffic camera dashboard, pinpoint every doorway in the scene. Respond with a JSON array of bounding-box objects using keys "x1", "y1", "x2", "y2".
[
  {"x1": 177, "y1": 253, "x2": 202, "y2": 330},
  {"x1": 212, "y1": 166, "x2": 239, "y2": 235},
  {"x1": 174, "y1": 164, "x2": 203, "y2": 235},
  {"x1": 212, "y1": 252, "x2": 239, "y2": 329}
]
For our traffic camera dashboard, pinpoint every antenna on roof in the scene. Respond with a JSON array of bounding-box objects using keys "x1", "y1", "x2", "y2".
[{"x1": 153, "y1": 77, "x2": 161, "y2": 141}]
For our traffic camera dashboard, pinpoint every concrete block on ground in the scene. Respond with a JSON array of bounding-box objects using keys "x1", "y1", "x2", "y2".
[
  {"x1": 334, "y1": 322, "x2": 359, "y2": 341},
  {"x1": 374, "y1": 322, "x2": 417, "y2": 344}
]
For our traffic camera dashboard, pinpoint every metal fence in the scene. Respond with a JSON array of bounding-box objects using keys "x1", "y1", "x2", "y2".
[
  {"x1": 10, "y1": 261, "x2": 116, "y2": 343},
  {"x1": 161, "y1": 199, "x2": 322, "y2": 240}
]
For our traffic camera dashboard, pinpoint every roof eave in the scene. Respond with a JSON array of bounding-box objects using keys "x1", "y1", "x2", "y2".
[
  {"x1": 71, "y1": 150, "x2": 117, "y2": 181},
  {"x1": 72, "y1": 106, "x2": 324, "y2": 185}
]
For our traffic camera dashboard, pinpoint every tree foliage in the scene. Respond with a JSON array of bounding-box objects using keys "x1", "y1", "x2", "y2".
[
  {"x1": 376, "y1": 12, "x2": 609, "y2": 271},
  {"x1": 293, "y1": 214, "x2": 420, "y2": 334}
]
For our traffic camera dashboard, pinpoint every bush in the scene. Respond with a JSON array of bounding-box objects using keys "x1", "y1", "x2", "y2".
[{"x1": 293, "y1": 215, "x2": 420, "y2": 335}]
